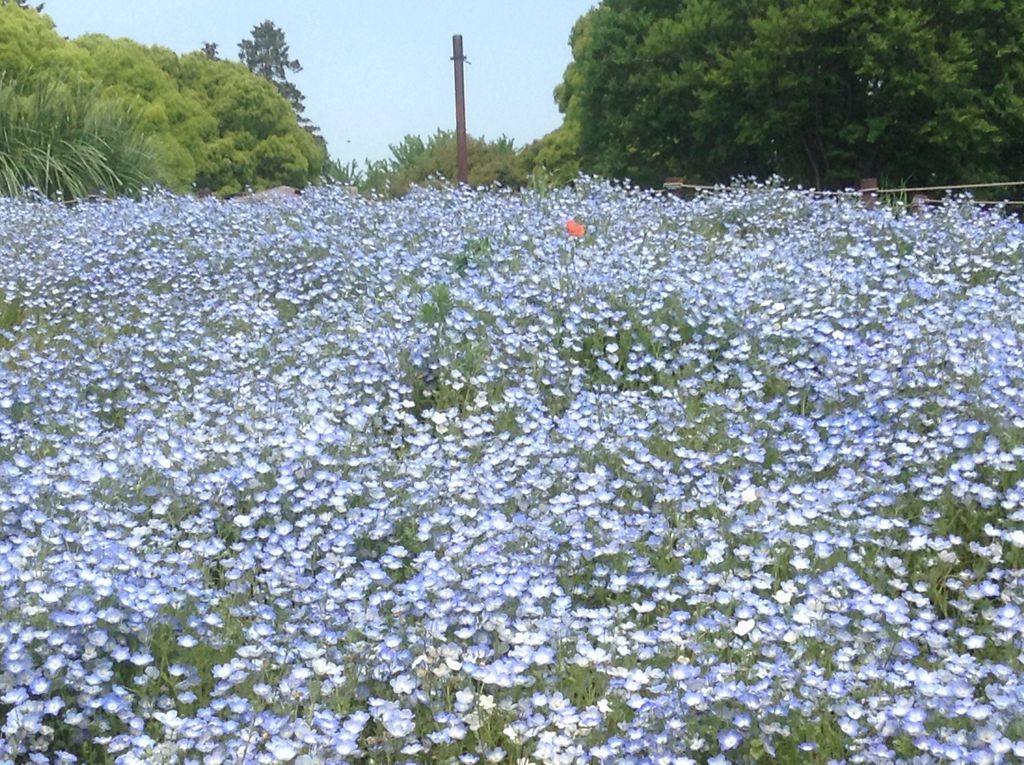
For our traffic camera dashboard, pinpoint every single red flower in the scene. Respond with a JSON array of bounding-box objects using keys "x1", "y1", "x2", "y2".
[{"x1": 565, "y1": 218, "x2": 586, "y2": 238}]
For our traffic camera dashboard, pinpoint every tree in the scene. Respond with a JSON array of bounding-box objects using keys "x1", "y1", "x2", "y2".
[
  {"x1": 238, "y1": 20, "x2": 306, "y2": 121},
  {"x1": 0, "y1": 5, "x2": 326, "y2": 196},
  {"x1": 556, "y1": 0, "x2": 1024, "y2": 188},
  {"x1": 178, "y1": 52, "x2": 325, "y2": 194},
  {"x1": 201, "y1": 41, "x2": 219, "y2": 60},
  {"x1": 73, "y1": 34, "x2": 214, "y2": 190},
  {"x1": 0, "y1": 0, "x2": 88, "y2": 82},
  {"x1": 0, "y1": 1, "x2": 45, "y2": 10}
]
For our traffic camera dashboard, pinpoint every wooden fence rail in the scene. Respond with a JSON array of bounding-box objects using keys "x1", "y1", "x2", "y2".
[{"x1": 663, "y1": 176, "x2": 1024, "y2": 209}]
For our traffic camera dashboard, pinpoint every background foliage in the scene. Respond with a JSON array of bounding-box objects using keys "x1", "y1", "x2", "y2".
[
  {"x1": 555, "y1": 0, "x2": 1024, "y2": 188},
  {"x1": 0, "y1": 4, "x2": 325, "y2": 197},
  {"x1": 13, "y1": 0, "x2": 1022, "y2": 199},
  {"x1": 329, "y1": 129, "x2": 561, "y2": 197},
  {"x1": 0, "y1": 4, "x2": 575, "y2": 200}
]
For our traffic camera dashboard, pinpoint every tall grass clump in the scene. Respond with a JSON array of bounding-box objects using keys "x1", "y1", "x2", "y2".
[{"x1": 0, "y1": 76, "x2": 159, "y2": 200}]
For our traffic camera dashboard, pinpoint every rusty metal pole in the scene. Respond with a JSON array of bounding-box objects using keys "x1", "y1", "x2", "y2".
[{"x1": 452, "y1": 34, "x2": 469, "y2": 185}]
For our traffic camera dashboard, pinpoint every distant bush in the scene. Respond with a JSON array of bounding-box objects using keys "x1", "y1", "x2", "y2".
[
  {"x1": 336, "y1": 130, "x2": 556, "y2": 197},
  {"x1": 520, "y1": 124, "x2": 582, "y2": 189}
]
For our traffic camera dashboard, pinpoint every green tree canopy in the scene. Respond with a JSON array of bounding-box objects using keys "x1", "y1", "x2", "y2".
[
  {"x1": 0, "y1": 1, "x2": 87, "y2": 81},
  {"x1": 520, "y1": 124, "x2": 582, "y2": 188},
  {"x1": 0, "y1": 1, "x2": 44, "y2": 11},
  {"x1": 71, "y1": 34, "x2": 214, "y2": 189},
  {"x1": 557, "y1": 0, "x2": 1024, "y2": 188},
  {"x1": 0, "y1": 4, "x2": 326, "y2": 196},
  {"x1": 176, "y1": 52, "x2": 325, "y2": 194}
]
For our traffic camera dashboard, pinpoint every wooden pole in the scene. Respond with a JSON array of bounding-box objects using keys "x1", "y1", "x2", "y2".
[
  {"x1": 452, "y1": 35, "x2": 469, "y2": 185},
  {"x1": 861, "y1": 177, "x2": 878, "y2": 209}
]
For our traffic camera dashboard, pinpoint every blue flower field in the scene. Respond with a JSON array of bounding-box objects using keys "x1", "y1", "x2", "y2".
[{"x1": 1, "y1": 181, "x2": 1023, "y2": 763}]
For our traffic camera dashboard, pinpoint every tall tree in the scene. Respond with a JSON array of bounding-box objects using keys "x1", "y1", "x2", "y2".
[
  {"x1": 557, "y1": 0, "x2": 1024, "y2": 188},
  {"x1": 200, "y1": 41, "x2": 219, "y2": 60},
  {"x1": 238, "y1": 20, "x2": 306, "y2": 120}
]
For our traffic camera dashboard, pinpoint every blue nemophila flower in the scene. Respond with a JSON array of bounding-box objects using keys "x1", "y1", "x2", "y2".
[{"x1": 1, "y1": 183, "x2": 1023, "y2": 762}]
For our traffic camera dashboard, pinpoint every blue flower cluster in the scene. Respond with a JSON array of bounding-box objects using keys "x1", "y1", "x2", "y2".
[{"x1": 0, "y1": 181, "x2": 1022, "y2": 763}]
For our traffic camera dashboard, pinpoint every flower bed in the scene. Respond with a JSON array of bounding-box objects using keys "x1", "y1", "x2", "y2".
[{"x1": 1, "y1": 181, "x2": 1022, "y2": 763}]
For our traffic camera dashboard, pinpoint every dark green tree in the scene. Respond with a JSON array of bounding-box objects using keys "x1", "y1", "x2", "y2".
[
  {"x1": 201, "y1": 41, "x2": 219, "y2": 60},
  {"x1": 557, "y1": 0, "x2": 1024, "y2": 188},
  {"x1": 238, "y1": 20, "x2": 306, "y2": 120}
]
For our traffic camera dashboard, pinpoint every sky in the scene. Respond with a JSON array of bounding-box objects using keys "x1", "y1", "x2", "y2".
[{"x1": 38, "y1": 1, "x2": 597, "y2": 167}]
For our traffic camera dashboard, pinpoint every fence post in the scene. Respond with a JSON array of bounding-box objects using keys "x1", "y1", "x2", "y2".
[{"x1": 861, "y1": 178, "x2": 878, "y2": 209}]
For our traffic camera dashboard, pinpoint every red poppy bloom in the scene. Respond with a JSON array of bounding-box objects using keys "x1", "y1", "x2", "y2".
[{"x1": 565, "y1": 219, "x2": 586, "y2": 237}]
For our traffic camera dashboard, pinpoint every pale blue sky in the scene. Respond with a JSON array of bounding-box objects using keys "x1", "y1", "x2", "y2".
[{"x1": 39, "y1": 1, "x2": 596, "y2": 166}]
